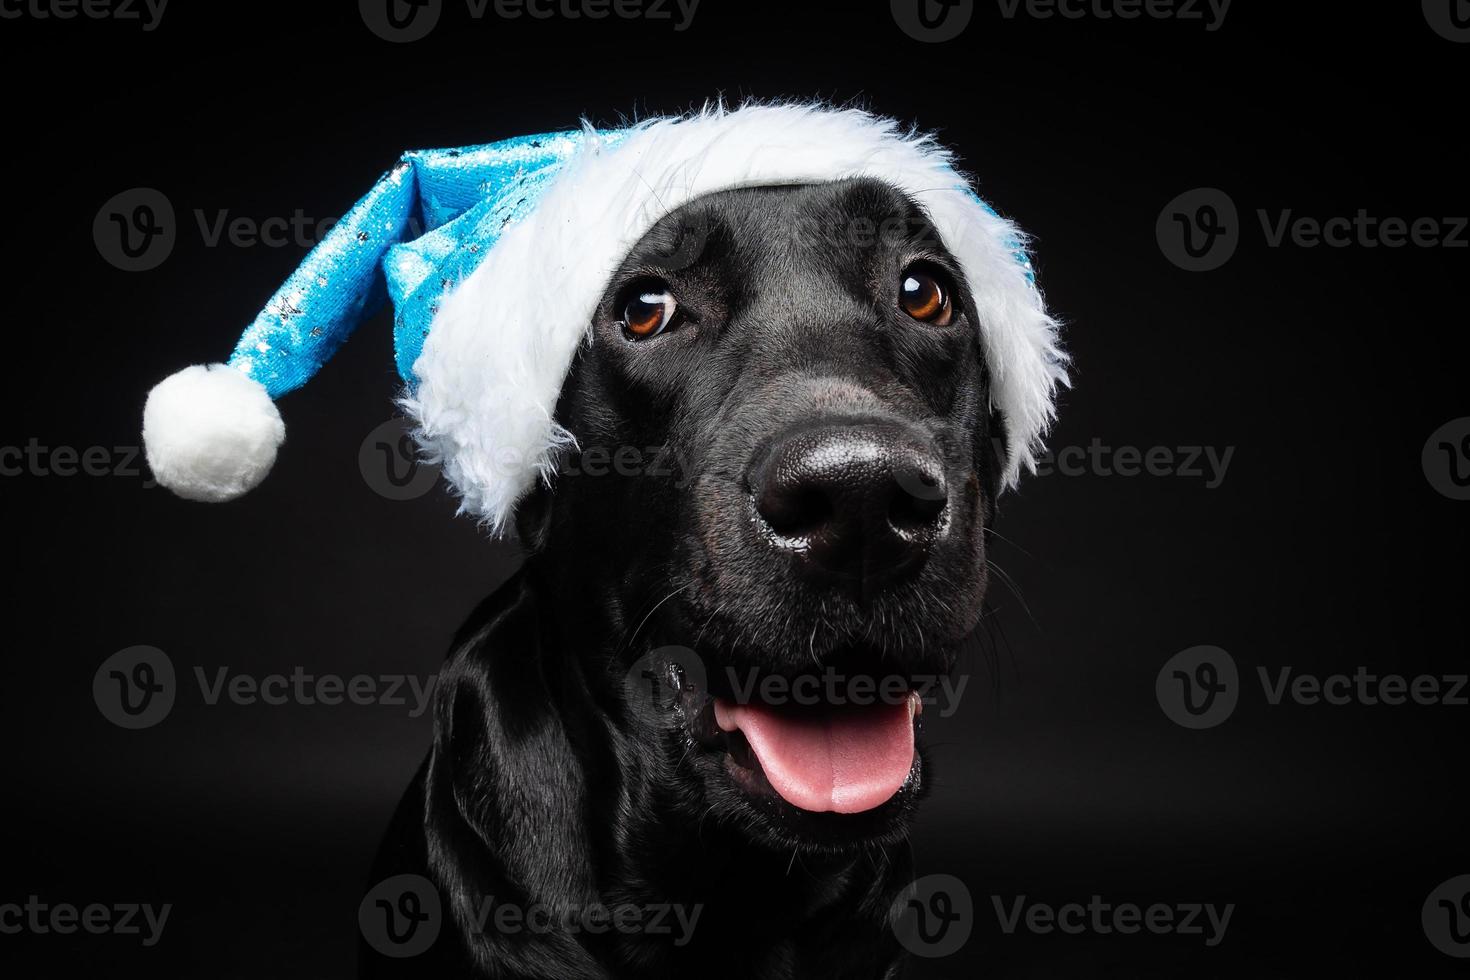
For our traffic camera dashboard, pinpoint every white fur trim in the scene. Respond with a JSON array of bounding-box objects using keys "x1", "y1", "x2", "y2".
[
  {"x1": 143, "y1": 363, "x2": 285, "y2": 502},
  {"x1": 406, "y1": 103, "x2": 1067, "y2": 531}
]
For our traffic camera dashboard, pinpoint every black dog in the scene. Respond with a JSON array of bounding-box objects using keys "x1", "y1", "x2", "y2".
[{"x1": 362, "y1": 177, "x2": 1005, "y2": 978}]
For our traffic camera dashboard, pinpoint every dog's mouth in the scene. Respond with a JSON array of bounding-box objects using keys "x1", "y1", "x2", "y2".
[
  {"x1": 711, "y1": 693, "x2": 922, "y2": 814},
  {"x1": 662, "y1": 662, "x2": 927, "y2": 821}
]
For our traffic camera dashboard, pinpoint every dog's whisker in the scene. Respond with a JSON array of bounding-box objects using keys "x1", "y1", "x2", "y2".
[
  {"x1": 692, "y1": 598, "x2": 731, "y2": 652},
  {"x1": 985, "y1": 558, "x2": 1038, "y2": 630},
  {"x1": 621, "y1": 579, "x2": 695, "y2": 653},
  {"x1": 962, "y1": 600, "x2": 1013, "y2": 692},
  {"x1": 696, "y1": 802, "x2": 718, "y2": 846},
  {"x1": 982, "y1": 523, "x2": 1038, "y2": 560}
]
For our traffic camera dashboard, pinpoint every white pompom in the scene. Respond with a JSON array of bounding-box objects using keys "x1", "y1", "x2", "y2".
[{"x1": 143, "y1": 364, "x2": 285, "y2": 502}]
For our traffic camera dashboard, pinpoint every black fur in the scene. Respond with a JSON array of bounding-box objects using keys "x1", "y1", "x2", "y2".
[{"x1": 362, "y1": 179, "x2": 1006, "y2": 979}]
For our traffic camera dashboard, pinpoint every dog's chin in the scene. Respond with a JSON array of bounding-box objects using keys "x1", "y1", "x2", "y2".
[{"x1": 657, "y1": 656, "x2": 934, "y2": 853}]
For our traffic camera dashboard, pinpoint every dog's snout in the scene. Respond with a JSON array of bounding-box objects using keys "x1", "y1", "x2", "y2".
[{"x1": 751, "y1": 424, "x2": 947, "y2": 595}]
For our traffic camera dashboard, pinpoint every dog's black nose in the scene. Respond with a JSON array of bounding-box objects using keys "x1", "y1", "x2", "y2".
[{"x1": 751, "y1": 424, "x2": 948, "y2": 595}]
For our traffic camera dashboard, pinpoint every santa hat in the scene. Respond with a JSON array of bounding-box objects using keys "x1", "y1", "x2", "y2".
[{"x1": 142, "y1": 103, "x2": 1067, "y2": 531}]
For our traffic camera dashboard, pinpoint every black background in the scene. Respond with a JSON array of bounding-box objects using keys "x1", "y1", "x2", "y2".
[{"x1": 2, "y1": 0, "x2": 1467, "y2": 976}]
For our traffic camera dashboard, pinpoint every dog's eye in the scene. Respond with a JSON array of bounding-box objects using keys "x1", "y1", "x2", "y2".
[
  {"x1": 899, "y1": 266, "x2": 954, "y2": 326},
  {"x1": 623, "y1": 289, "x2": 680, "y2": 339}
]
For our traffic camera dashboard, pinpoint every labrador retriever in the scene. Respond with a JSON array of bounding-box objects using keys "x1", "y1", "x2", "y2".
[{"x1": 362, "y1": 176, "x2": 1006, "y2": 979}]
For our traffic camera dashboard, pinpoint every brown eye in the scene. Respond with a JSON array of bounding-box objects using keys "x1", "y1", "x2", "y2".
[
  {"x1": 899, "y1": 267, "x2": 954, "y2": 326},
  {"x1": 623, "y1": 289, "x2": 679, "y2": 339}
]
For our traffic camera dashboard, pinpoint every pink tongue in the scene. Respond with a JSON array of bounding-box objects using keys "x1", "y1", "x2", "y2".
[{"x1": 715, "y1": 698, "x2": 916, "y2": 814}]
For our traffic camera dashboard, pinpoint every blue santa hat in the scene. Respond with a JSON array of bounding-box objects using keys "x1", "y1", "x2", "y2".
[{"x1": 142, "y1": 103, "x2": 1066, "y2": 531}]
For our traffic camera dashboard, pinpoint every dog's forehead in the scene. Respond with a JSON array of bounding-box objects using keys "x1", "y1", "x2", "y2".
[{"x1": 625, "y1": 178, "x2": 946, "y2": 269}]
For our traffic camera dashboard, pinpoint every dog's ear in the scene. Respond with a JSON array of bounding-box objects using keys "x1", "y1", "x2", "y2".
[
  {"x1": 512, "y1": 481, "x2": 556, "y2": 555},
  {"x1": 981, "y1": 404, "x2": 1008, "y2": 511},
  {"x1": 422, "y1": 575, "x2": 606, "y2": 973}
]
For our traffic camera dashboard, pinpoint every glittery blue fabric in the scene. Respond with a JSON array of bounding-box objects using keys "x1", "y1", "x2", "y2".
[{"x1": 226, "y1": 129, "x2": 623, "y2": 398}]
